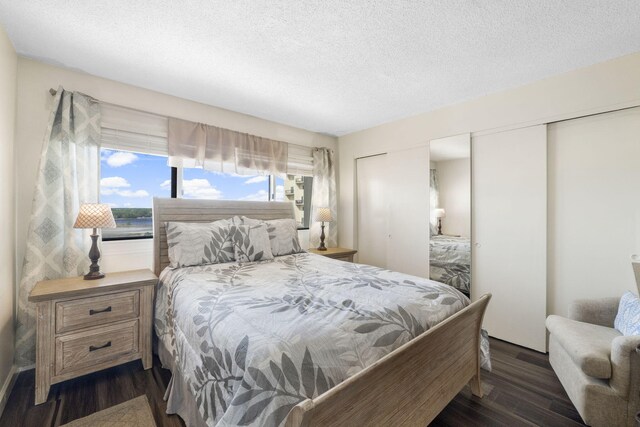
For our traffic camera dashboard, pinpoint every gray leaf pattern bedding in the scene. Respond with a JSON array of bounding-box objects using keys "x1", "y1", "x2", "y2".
[
  {"x1": 155, "y1": 252, "x2": 489, "y2": 427},
  {"x1": 430, "y1": 235, "x2": 471, "y2": 294}
]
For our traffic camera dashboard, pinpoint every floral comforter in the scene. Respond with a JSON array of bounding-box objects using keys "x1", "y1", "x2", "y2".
[
  {"x1": 430, "y1": 235, "x2": 472, "y2": 294},
  {"x1": 155, "y1": 252, "x2": 489, "y2": 427}
]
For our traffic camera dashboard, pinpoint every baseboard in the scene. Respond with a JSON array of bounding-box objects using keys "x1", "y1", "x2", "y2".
[{"x1": 0, "y1": 365, "x2": 18, "y2": 418}]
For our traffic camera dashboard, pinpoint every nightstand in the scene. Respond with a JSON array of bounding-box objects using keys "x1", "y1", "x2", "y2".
[
  {"x1": 28, "y1": 269, "x2": 157, "y2": 405},
  {"x1": 309, "y1": 247, "x2": 358, "y2": 262}
]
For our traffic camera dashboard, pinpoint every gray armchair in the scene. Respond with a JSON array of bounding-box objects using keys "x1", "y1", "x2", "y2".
[{"x1": 546, "y1": 297, "x2": 640, "y2": 427}]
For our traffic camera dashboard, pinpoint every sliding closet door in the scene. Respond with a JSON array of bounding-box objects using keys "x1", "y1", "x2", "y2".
[
  {"x1": 548, "y1": 107, "x2": 640, "y2": 317},
  {"x1": 356, "y1": 154, "x2": 388, "y2": 268},
  {"x1": 472, "y1": 125, "x2": 547, "y2": 352},
  {"x1": 386, "y1": 146, "x2": 430, "y2": 277}
]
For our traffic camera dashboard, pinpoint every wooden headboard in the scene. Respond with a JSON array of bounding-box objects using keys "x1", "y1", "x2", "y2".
[{"x1": 152, "y1": 197, "x2": 296, "y2": 276}]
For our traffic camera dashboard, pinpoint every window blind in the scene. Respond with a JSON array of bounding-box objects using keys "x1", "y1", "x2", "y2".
[
  {"x1": 100, "y1": 104, "x2": 315, "y2": 175},
  {"x1": 287, "y1": 144, "x2": 314, "y2": 176},
  {"x1": 100, "y1": 103, "x2": 168, "y2": 156}
]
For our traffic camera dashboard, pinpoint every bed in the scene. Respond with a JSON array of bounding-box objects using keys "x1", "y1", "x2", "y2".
[
  {"x1": 429, "y1": 234, "x2": 471, "y2": 295},
  {"x1": 153, "y1": 198, "x2": 490, "y2": 427}
]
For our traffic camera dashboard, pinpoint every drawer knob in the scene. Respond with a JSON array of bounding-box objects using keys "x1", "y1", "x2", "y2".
[
  {"x1": 89, "y1": 306, "x2": 112, "y2": 315},
  {"x1": 89, "y1": 341, "x2": 112, "y2": 352}
]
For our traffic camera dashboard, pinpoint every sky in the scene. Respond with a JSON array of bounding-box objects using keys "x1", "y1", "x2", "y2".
[{"x1": 100, "y1": 149, "x2": 285, "y2": 209}]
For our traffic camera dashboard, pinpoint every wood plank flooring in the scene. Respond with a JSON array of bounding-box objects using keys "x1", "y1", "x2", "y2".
[{"x1": 0, "y1": 338, "x2": 585, "y2": 426}]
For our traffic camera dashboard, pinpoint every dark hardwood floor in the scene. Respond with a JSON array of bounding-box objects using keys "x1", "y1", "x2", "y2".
[{"x1": 0, "y1": 338, "x2": 585, "y2": 427}]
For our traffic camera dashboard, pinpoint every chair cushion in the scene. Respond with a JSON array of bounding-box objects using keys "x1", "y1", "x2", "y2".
[{"x1": 546, "y1": 315, "x2": 621, "y2": 379}]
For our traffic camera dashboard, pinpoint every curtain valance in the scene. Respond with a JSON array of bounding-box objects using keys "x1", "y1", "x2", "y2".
[{"x1": 168, "y1": 117, "x2": 290, "y2": 176}]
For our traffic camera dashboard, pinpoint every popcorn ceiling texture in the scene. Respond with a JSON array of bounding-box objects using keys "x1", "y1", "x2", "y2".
[{"x1": 0, "y1": 1, "x2": 639, "y2": 136}]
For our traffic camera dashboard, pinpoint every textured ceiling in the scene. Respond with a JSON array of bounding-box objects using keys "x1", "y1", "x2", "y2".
[{"x1": 1, "y1": 1, "x2": 640, "y2": 136}]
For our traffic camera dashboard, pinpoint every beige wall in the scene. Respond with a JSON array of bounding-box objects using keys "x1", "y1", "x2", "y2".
[
  {"x1": 434, "y1": 158, "x2": 470, "y2": 238},
  {"x1": 15, "y1": 58, "x2": 336, "y2": 282},
  {"x1": 339, "y1": 53, "x2": 640, "y2": 319},
  {"x1": 0, "y1": 26, "x2": 17, "y2": 405},
  {"x1": 338, "y1": 53, "x2": 640, "y2": 251}
]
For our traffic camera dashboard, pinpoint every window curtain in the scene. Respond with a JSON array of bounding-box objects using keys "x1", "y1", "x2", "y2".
[
  {"x1": 310, "y1": 148, "x2": 337, "y2": 248},
  {"x1": 15, "y1": 88, "x2": 100, "y2": 366},
  {"x1": 429, "y1": 168, "x2": 439, "y2": 224},
  {"x1": 168, "y1": 117, "x2": 288, "y2": 176}
]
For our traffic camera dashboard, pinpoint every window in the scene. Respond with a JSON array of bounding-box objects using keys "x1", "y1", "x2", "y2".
[
  {"x1": 278, "y1": 175, "x2": 313, "y2": 228},
  {"x1": 100, "y1": 148, "x2": 170, "y2": 240},
  {"x1": 181, "y1": 168, "x2": 270, "y2": 201},
  {"x1": 99, "y1": 104, "x2": 318, "y2": 238},
  {"x1": 178, "y1": 170, "x2": 312, "y2": 229}
]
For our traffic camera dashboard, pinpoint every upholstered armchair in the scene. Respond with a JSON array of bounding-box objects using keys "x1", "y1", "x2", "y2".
[{"x1": 546, "y1": 297, "x2": 640, "y2": 427}]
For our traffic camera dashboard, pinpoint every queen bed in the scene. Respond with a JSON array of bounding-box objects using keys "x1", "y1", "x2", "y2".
[{"x1": 152, "y1": 198, "x2": 490, "y2": 427}]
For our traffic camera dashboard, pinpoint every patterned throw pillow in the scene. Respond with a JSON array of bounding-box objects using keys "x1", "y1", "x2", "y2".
[
  {"x1": 165, "y1": 220, "x2": 234, "y2": 268},
  {"x1": 241, "y1": 216, "x2": 303, "y2": 256},
  {"x1": 614, "y1": 291, "x2": 640, "y2": 336},
  {"x1": 230, "y1": 224, "x2": 274, "y2": 262}
]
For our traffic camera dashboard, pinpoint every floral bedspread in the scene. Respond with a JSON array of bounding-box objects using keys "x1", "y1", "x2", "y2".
[
  {"x1": 155, "y1": 252, "x2": 489, "y2": 427},
  {"x1": 430, "y1": 235, "x2": 472, "y2": 294}
]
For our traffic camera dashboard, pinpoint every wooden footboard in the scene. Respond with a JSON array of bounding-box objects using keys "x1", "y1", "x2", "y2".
[{"x1": 285, "y1": 294, "x2": 491, "y2": 427}]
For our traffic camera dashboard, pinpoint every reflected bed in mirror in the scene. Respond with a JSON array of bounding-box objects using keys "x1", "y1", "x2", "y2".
[{"x1": 429, "y1": 134, "x2": 471, "y2": 296}]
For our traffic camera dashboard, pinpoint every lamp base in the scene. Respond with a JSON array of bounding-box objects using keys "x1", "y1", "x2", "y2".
[
  {"x1": 317, "y1": 222, "x2": 327, "y2": 251},
  {"x1": 83, "y1": 232, "x2": 105, "y2": 280},
  {"x1": 84, "y1": 271, "x2": 105, "y2": 280}
]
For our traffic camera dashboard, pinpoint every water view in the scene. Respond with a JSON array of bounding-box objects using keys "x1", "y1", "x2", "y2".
[{"x1": 102, "y1": 208, "x2": 153, "y2": 240}]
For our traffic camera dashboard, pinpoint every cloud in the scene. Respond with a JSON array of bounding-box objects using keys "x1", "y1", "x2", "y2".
[
  {"x1": 100, "y1": 176, "x2": 148, "y2": 198},
  {"x1": 103, "y1": 151, "x2": 139, "y2": 168},
  {"x1": 244, "y1": 175, "x2": 269, "y2": 185},
  {"x1": 172, "y1": 178, "x2": 223, "y2": 199},
  {"x1": 239, "y1": 189, "x2": 269, "y2": 202},
  {"x1": 101, "y1": 176, "x2": 130, "y2": 188},
  {"x1": 118, "y1": 190, "x2": 150, "y2": 198}
]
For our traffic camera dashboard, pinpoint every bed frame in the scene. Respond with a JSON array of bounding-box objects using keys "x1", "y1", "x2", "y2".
[{"x1": 152, "y1": 197, "x2": 491, "y2": 427}]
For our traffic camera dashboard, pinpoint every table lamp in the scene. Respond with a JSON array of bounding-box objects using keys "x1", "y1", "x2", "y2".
[
  {"x1": 314, "y1": 207, "x2": 332, "y2": 251},
  {"x1": 73, "y1": 203, "x2": 116, "y2": 280},
  {"x1": 434, "y1": 208, "x2": 446, "y2": 235}
]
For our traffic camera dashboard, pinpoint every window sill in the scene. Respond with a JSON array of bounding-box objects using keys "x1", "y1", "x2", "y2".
[{"x1": 102, "y1": 236, "x2": 153, "y2": 242}]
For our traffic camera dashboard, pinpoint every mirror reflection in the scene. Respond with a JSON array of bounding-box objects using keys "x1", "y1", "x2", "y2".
[{"x1": 429, "y1": 134, "x2": 471, "y2": 296}]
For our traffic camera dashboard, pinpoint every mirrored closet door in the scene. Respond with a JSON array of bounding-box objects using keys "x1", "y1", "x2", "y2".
[{"x1": 428, "y1": 134, "x2": 471, "y2": 296}]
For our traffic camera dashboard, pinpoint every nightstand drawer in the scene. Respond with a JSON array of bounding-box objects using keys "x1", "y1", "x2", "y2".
[
  {"x1": 55, "y1": 319, "x2": 139, "y2": 376},
  {"x1": 55, "y1": 290, "x2": 140, "y2": 334}
]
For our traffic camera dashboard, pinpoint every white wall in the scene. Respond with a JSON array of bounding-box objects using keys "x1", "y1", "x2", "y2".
[
  {"x1": 15, "y1": 58, "x2": 336, "y2": 280},
  {"x1": 338, "y1": 53, "x2": 640, "y2": 252},
  {"x1": 548, "y1": 107, "x2": 640, "y2": 316},
  {"x1": 434, "y1": 159, "x2": 470, "y2": 237},
  {"x1": 0, "y1": 25, "x2": 17, "y2": 412}
]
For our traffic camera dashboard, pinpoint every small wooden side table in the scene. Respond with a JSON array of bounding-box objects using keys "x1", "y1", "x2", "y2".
[
  {"x1": 309, "y1": 247, "x2": 358, "y2": 262},
  {"x1": 28, "y1": 269, "x2": 157, "y2": 404}
]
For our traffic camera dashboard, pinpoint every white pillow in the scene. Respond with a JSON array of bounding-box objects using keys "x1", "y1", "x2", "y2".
[
  {"x1": 230, "y1": 224, "x2": 274, "y2": 262},
  {"x1": 241, "y1": 216, "x2": 303, "y2": 256},
  {"x1": 165, "y1": 219, "x2": 234, "y2": 268},
  {"x1": 614, "y1": 291, "x2": 640, "y2": 336}
]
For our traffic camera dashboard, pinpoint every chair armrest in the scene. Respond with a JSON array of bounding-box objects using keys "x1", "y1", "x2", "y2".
[
  {"x1": 610, "y1": 335, "x2": 640, "y2": 397},
  {"x1": 568, "y1": 297, "x2": 620, "y2": 327}
]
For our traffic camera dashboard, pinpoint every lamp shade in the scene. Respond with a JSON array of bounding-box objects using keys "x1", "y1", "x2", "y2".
[
  {"x1": 434, "y1": 208, "x2": 446, "y2": 218},
  {"x1": 73, "y1": 203, "x2": 116, "y2": 229},
  {"x1": 314, "y1": 207, "x2": 332, "y2": 222}
]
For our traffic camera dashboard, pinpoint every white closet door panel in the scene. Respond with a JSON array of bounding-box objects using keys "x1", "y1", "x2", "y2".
[
  {"x1": 548, "y1": 107, "x2": 640, "y2": 316},
  {"x1": 387, "y1": 146, "x2": 430, "y2": 277},
  {"x1": 472, "y1": 125, "x2": 547, "y2": 352},
  {"x1": 356, "y1": 154, "x2": 388, "y2": 268}
]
